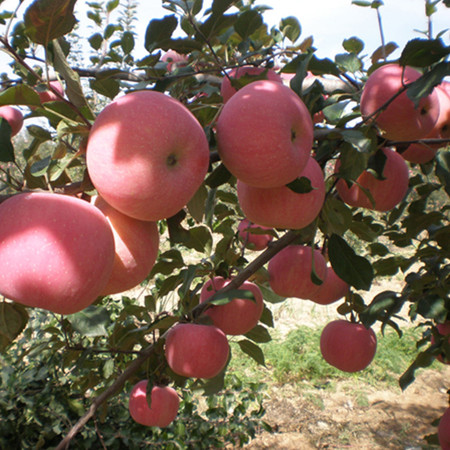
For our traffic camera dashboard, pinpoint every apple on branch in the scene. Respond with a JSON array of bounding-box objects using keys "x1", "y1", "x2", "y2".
[
  {"x1": 0, "y1": 106, "x2": 24, "y2": 136},
  {"x1": 237, "y1": 218, "x2": 274, "y2": 251}
]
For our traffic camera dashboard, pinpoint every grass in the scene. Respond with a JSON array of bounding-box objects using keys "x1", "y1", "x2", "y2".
[{"x1": 228, "y1": 324, "x2": 439, "y2": 390}]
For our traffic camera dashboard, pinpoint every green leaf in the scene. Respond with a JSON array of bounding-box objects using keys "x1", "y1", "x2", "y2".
[
  {"x1": 0, "y1": 84, "x2": 41, "y2": 106},
  {"x1": 106, "y1": 0, "x2": 120, "y2": 12},
  {"x1": 416, "y1": 295, "x2": 447, "y2": 321},
  {"x1": 244, "y1": 325, "x2": 272, "y2": 343},
  {"x1": 121, "y1": 31, "x2": 135, "y2": 54},
  {"x1": 0, "y1": 302, "x2": 29, "y2": 352},
  {"x1": 90, "y1": 77, "x2": 120, "y2": 99},
  {"x1": 280, "y1": 16, "x2": 301, "y2": 43},
  {"x1": 400, "y1": 38, "x2": 450, "y2": 67},
  {"x1": 351, "y1": 0, "x2": 372, "y2": 6},
  {"x1": 234, "y1": 10, "x2": 263, "y2": 39},
  {"x1": 0, "y1": 120, "x2": 14, "y2": 162},
  {"x1": 30, "y1": 155, "x2": 51, "y2": 177},
  {"x1": 257, "y1": 282, "x2": 286, "y2": 304},
  {"x1": 88, "y1": 32, "x2": 103, "y2": 50},
  {"x1": 328, "y1": 233, "x2": 374, "y2": 290},
  {"x1": 320, "y1": 196, "x2": 353, "y2": 235},
  {"x1": 67, "y1": 306, "x2": 111, "y2": 337},
  {"x1": 322, "y1": 100, "x2": 350, "y2": 124},
  {"x1": 343, "y1": 36, "x2": 364, "y2": 54},
  {"x1": 371, "y1": 42, "x2": 398, "y2": 65},
  {"x1": 208, "y1": 289, "x2": 255, "y2": 306},
  {"x1": 286, "y1": 176, "x2": 314, "y2": 194},
  {"x1": 188, "y1": 226, "x2": 213, "y2": 253},
  {"x1": 399, "y1": 349, "x2": 435, "y2": 390},
  {"x1": 435, "y1": 148, "x2": 450, "y2": 196},
  {"x1": 145, "y1": 15, "x2": 178, "y2": 53},
  {"x1": 24, "y1": 0, "x2": 77, "y2": 44},
  {"x1": 187, "y1": 184, "x2": 208, "y2": 223},
  {"x1": 340, "y1": 129, "x2": 374, "y2": 153},
  {"x1": 205, "y1": 163, "x2": 232, "y2": 188},
  {"x1": 237, "y1": 339, "x2": 265, "y2": 366},
  {"x1": 335, "y1": 53, "x2": 362, "y2": 73}
]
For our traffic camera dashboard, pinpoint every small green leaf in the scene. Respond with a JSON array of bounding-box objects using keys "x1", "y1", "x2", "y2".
[
  {"x1": 244, "y1": 325, "x2": 272, "y2": 343},
  {"x1": 286, "y1": 176, "x2": 314, "y2": 194},
  {"x1": 335, "y1": 53, "x2": 362, "y2": 73},
  {"x1": 343, "y1": 36, "x2": 364, "y2": 54},
  {"x1": 257, "y1": 283, "x2": 286, "y2": 304},
  {"x1": 187, "y1": 184, "x2": 208, "y2": 223},
  {"x1": 88, "y1": 33, "x2": 103, "y2": 50},
  {"x1": 90, "y1": 77, "x2": 120, "y2": 99},
  {"x1": 145, "y1": 15, "x2": 178, "y2": 53},
  {"x1": 0, "y1": 120, "x2": 14, "y2": 163},
  {"x1": 400, "y1": 38, "x2": 449, "y2": 67},
  {"x1": 205, "y1": 163, "x2": 232, "y2": 188},
  {"x1": 208, "y1": 289, "x2": 255, "y2": 306},
  {"x1": 237, "y1": 339, "x2": 265, "y2": 366},
  {"x1": 0, "y1": 302, "x2": 29, "y2": 352},
  {"x1": 234, "y1": 10, "x2": 263, "y2": 39},
  {"x1": 435, "y1": 147, "x2": 450, "y2": 196},
  {"x1": 320, "y1": 196, "x2": 353, "y2": 235},
  {"x1": 68, "y1": 306, "x2": 111, "y2": 337},
  {"x1": 280, "y1": 16, "x2": 301, "y2": 43},
  {"x1": 0, "y1": 84, "x2": 41, "y2": 106},
  {"x1": 121, "y1": 31, "x2": 135, "y2": 54}
]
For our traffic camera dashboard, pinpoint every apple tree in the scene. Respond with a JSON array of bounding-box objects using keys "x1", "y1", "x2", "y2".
[{"x1": 0, "y1": 0, "x2": 448, "y2": 448}]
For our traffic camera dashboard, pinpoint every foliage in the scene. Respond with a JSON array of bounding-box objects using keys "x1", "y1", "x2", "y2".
[{"x1": 0, "y1": 0, "x2": 448, "y2": 447}]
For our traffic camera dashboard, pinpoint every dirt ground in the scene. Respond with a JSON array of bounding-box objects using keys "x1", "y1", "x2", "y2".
[{"x1": 243, "y1": 276, "x2": 450, "y2": 450}]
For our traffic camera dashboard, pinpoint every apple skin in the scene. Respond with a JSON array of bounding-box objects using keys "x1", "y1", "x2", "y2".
[
  {"x1": 237, "y1": 157, "x2": 325, "y2": 229},
  {"x1": 308, "y1": 265, "x2": 349, "y2": 305},
  {"x1": 86, "y1": 90, "x2": 210, "y2": 221},
  {"x1": 402, "y1": 81, "x2": 450, "y2": 164},
  {"x1": 38, "y1": 80, "x2": 65, "y2": 103},
  {"x1": 128, "y1": 380, "x2": 179, "y2": 427},
  {"x1": 165, "y1": 323, "x2": 230, "y2": 379},
  {"x1": 360, "y1": 64, "x2": 440, "y2": 141},
  {"x1": 336, "y1": 147, "x2": 409, "y2": 212},
  {"x1": 92, "y1": 196, "x2": 159, "y2": 296},
  {"x1": 199, "y1": 276, "x2": 264, "y2": 335},
  {"x1": 432, "y1": 321, "x2": 450, "y2": 364},
  {"x1": 237, "y1": 218, "x2": 273, "y2": 251},
  {"x1": 216, "y1": 80, "x2": 314, "y2": 188},
  {"x1": 268, "y1": 245, "x2": 327, "y2": 299},
  {"x1": 161, "y1": 50, "x2": 188, "y2": 72},
  {"x1": 0, "y1": 192, "x2": 115, "y2": 315},
  {"x1": 220, "y1": 65, "x2": 283, "y2": 103},
  {"x1": 439, "y1": 407, "x2": 450, "y2": 450},
  {"x1": 0, "y1": 106, "x2": 23, "y2": 136},
  {"x1": 320, "y1": 320, "x2": 377, "y2": 372}
]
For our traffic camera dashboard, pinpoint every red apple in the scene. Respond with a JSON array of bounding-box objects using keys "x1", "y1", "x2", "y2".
[
  {"x1": 432, "y1": 321, "x2": 450, "y2": 364},
  {"x1": 38, "y1": 80, "x2": 65, "y2": 103},
  {"x1": 0, "y1": 192, "x2": 115, "y2": 314},
  {"x1": 92, "y1": 196, "x2": 159, "y2": 296},
  {"x1": 402, "y1": 81, "x2": 450, "y2": 164},
  {"x1": 360, "y1": 64, "x2": 440, "y2": 141},
  {"x1": 86, "y1": 90, "x2": 210, "y2": 221},
  {"x1": 128, "y1": 380, "x2": 179, "y2": 427},
  {"x1": 165, "y1": 323, "x2": 230, "y2": 379},
  {"x1": 439, "y1": 407, "x2": 450, "y2": 450},
  {"x1": 336, "y1": 147, "x2": 409, "y2": 212},
  {"x1": 199, "y1": 276, "x2": 264, "y2": 335},
  {"x1": 237, "y1": 218, "x2": 273, "y2": 250},
  {"x1": 268, "y1": 245, "x2": 327, "y2": 299},
  {"x1": 0, "y1": 106, "x2": 23, "y2": 136},
  {"x1": 320, "y1": 320, "x2": 377, "y2": 372},
  {"x1": 216, "y1": 80, "x2": 314, "y2": 188},
  {"x1": 161, "y1": 50, "x2": 188, "y2": 72},
  {"x1": 309, "y1": 265, "x2": 349, "y2": 305},
  {"x1": 237, "y1": 157, "x2": 325, "y2": 229},
  {"x1": 220, "y1": 65, "x2": 283, "y2": 103}
]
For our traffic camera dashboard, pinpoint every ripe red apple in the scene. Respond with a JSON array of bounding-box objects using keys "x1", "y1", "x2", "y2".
[
  {"x1": 268, "y1": 245, "x2": 327, "y2": 299},
  {"x1": 439, "y1": 407, "x2": 450, "y2": 450},
  {"x1": 86, "y1": 90, "x2": 210, "y2": 221},
  {"x1": 165, "y1": 323, "x2": 230, "y2": 379},
  {"x1": 336, "y1": 147, "x2": 409, "y2": 212},
  {"x1": 220, "y1": 65, "x2": 283, "y2": 103},
  {"x1": 161, "y1": 50, "x2": 188, "y2": 72},
  {"x1": 199, "y1": 276, "x2": 264, "y2": 335},
  {"x1": 402, "y1": 81, "x2": 450, "y2": 164},
  {"x1": 320, "y1": 320, "x2": 377, "y2": 372},
  {"x1": 309, "y1": 265, "x2": 349, "y2": 305},
  {"x1": 360, "y1": 64, "x2": 440, "y2": 141},
  {"x1": 432, "y1": 321, "x2": 450, "y2": 364},
  {"x1": 216, "y1": 80, "x2": 314, "y2": 188},
  {"x1": 128, "y1": 380, "x2": 179, "y2": 427},
  {"x1": 237, "y1": 157, "x2": 325, "y2": 229},
  {"x1": 237, "y1": 218, "x2": 273, "y2": 250},
  {"x1": 38, "y1": 80, "x2": 65, "y2": 103},
  {"x1": 0, "y1": 105, "x2": 23, "y2": 136},
  {"x1": 0, "y1": 192, "x2": 115, "y2": 314},
  {"x1": 92, "y1": 196, "x2": 159, "y2": 296}
]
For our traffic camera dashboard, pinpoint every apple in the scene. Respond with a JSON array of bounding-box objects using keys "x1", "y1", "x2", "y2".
[
  {"x1": 220, "y1": 65, "x2": 283, "y2": 103},
  {"x1": 199, "y1": 276, "x2": 264, "y2": 335},
  {"x1": 165, "y1": 323, "x2": 229, "y2": 379},
  {"x1": 237, "y1": 157, "x2": 325, "y2": 229},
  {"x1": 86, "y1": 90, "x2": 210, "y2": 221},
  {"x1": 237, "y1": 218, "x2": 273, "y2": 250},
  {"x1": 360, "y1": 64, "x2": 440, "y2": 141},
  {"x1": 309, "y1": 265, "x2": 349, "y2": 305},
  {"x1": 401, "y1": 81, "x2": 450, "y2": 164},
  {"x1": 432, "y1": 321, "x2": 450, "y2": 364},
  {"x1": 268, "y1": 245, "x2": 327, "y2": 299},
  {"x1": 38, "y1": 80, "x2": 65, "y2": 103},
  {"x1": 0, "y1": 106, "x2": 23, "y2": 136},
  {"x1": 439, "y1": 407, "x2": 450, "y2": 450},
  {"x1": 320, "y1": 320, "x2": 377, "y2": 372},
  {"x1": 336, "y1": 147, "x2": 409, "y2": 212},
  {"x1": 128, "y1": 380, "x2": 179, "y2": 427},
  {"x1": 161, "y1": 50, "x2": 188, "y2": 72},
  {"x1": 0, "y1": 192, "x2": 115, "y2": 314},
  {"x1": 92, "y1": 196, "x2": 159, "y2": 296},
  {"x1": 216, "y1": 80, "x2": 314, "y2": 188}
]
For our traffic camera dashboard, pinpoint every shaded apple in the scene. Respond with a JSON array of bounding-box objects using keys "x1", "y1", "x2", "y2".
[
  {"x1": 0, "y1": 105, "x2": 24, "y2": 136},
  {"x1": 128, "y1": 380, "x2": 179, "y2": 427},
  {"x1": 216, "y1": 80, "x2": 314, "y2": 188},
  {"x1": 439, "y1": 407, "x2": 450, "y2": 450},
  {"x1": 86, "y1": 90, "x2": 210, "y2": 221},
  {"x1": 237, "y1": 218, "x2": 273, "y2": 250},
  {"x1": 199, "y1": 276, "x2": 264, "y2": 335},
  {"x1": 320, "y1": 320, "x2": 377, "y2": 372},
  {"x1": 0, "y1": 192, "x2": 115, "y2": 314},
  {"x1": 92, "y1": 196, "x2": 159, "y2": 296},
  {"x1": 165, "y1": 323, "x2": 230, "y2": 379},
  {"x1": 38, "y1": 80, "x2": 65, "y2": 103},
  {"x1": 309, "y1": 265, "x2": 349, "y2": 305}
]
